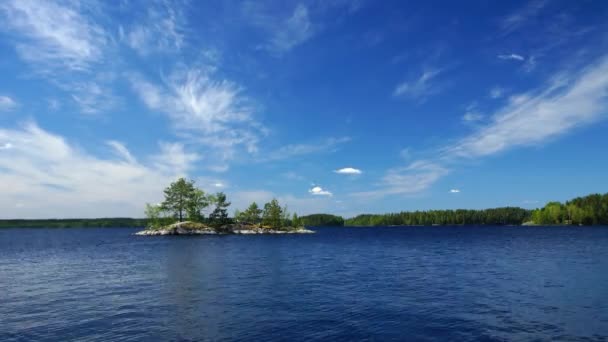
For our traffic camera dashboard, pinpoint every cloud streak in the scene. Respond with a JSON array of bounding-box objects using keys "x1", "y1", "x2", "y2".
[
  {"x1": 0, "y1": 0, "x2": 107, "y2": 72},
  {"x1": 393, "y1": 68, "x2": 443, "y2": 101},
  {"x1": 498, "y1": 53, "x2": 525, "y2": 61},
  {"x1": 0, "y1": 96, "x2": 17, "y2": 111},
  {"x1": 364, "y1": 54, "x2": 608, "y2": 197}
]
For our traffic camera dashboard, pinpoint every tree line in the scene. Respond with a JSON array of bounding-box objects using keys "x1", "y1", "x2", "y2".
[
  {"x1": 345, "y1": 207, "x2": 531, "y2": 226},
  {"x1": 531, "y1": 193, "x2": 608, "y2": 225}
]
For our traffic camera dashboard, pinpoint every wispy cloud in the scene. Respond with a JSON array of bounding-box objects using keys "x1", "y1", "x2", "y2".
[
  {"x1": 498, "y1": 53, "x2": 525, "y2": 61},
  {"x1": 0, "y1": 0, "x2": 107, "y2": 72},
  {"x1": 449, "y1": 189, "x2": 460, "y2": 193},
  {"x1": 106, "y1": 140, "x2": 137, "y2": 164},
  {"x1": 334, "y1": 167, "x2": 362, "y2": 175},
  {"x1": 362, "y1": 55, "x2": 608, "y2": 198},
  {"x1": 269, "y1": 4, "x2": 313, "y2": 53},
  {"x1": 69, "y1": 80, "x2": 119, "y2": 115},
  {"x1": 500, "y1": 0, "x2": 549, "y2": 35},
  {"x1": 393, "y1": 68, "x2": 443, "y2": 101},
  {"x1": 262, "y1": 137, "x2": 351, "y2": 161},
  {"x1": 309, "y1": 186, "x2": 332, "y2": 196},
  {"x1": 445, "y1": 56, "x2": 608, "y2": 159},
  {"x1": 0, "y1": 95, "x2": 17, "y2": 111},
  {"x1": 462, "y1": 102, "x2": 484, "y2": 123},
  {"x1": 119, "y1": 0, "x2": 185, "y2": 56},
  {"x1": 247, "y1": 3, "x2": 314, "y2": 55},
  {"x1": 0, "y1": 122, "x2": 198, "y2": 218},
  {"x1": 130, "y1": 66, "x2": 263, "y2": 166},
  {"x1": 353, "y1": 160, "x2": 449, "y2": 198},
  {"x1": 490, "y1": 87, "x2": 505, "y2": 99}
]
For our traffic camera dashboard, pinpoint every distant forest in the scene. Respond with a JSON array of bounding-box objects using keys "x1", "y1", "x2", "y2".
[
  {"x1": 345, "y1": 207, "x2": 530, "y2": 226},
  {"x1": 345, "y1": 193, "x2": 608, "y2": 226},
  {"x1": 0, "y1": 218, "x2": 146, "y2": 228},
  {"x1": 1, "y1": 193, "x2": 606, "y2": 228}
]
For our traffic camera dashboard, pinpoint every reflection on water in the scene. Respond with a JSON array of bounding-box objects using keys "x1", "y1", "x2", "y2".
[{"x1": 1, "y1": 226, "x2": 608, "y2": 341}]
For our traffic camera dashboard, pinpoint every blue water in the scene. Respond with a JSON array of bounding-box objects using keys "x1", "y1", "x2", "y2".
[{"x1": 1, "y1": 226, "x2": 607, "y2": 341}]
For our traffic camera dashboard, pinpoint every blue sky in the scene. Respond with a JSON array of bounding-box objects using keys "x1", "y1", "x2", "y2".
[{"x1": 1, "y1": 0, "x2": 608, "y2": 219}]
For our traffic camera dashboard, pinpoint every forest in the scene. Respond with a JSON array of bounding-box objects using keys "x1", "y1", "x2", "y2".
[
  {"x1": 345, "y1": 207, "x2": 531, "y2": 226},
  {"x1": 531, "y1": 193, "x2": 608, "y2": 225}
]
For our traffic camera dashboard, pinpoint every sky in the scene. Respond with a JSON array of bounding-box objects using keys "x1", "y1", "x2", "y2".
[{"x1": 1, "y1": 0, "x2": 608, "y2": 219}]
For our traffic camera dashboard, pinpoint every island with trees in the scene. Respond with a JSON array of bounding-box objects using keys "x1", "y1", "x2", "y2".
[{"x1": 136, "y1": 178, "x2": 314, "y2": 235}]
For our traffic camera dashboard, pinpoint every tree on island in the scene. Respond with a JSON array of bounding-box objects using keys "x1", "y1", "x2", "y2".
[
  {"x1": 262, "y1": 199, "x2": 283, "y2": 229},
  {"x1": 159, "y1": 178, "x2": 210, "y2": 222},
  {"x1": 209, "y1": 192, "x2": 231, "y2": 227}
]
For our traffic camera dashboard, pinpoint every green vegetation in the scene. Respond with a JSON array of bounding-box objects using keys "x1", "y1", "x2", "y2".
[
  {"x1": 300, "y1": 214, "x2": 345, "y2": 226},
  {"x1": 345, "y1": 207, "x2": 530, "y2": 226},
  {"x1": 144, "y1": 178, "x2": 303, "y2": 230},
  {"x1": 531, "y1": 193, "x2": 608, "y2": 225},
  {"x1": 0, "y1": 218, "x2": 146, "y2": 228},
  {"x1": 209, "y1": 192, "x2": 231, "y2": 227}
]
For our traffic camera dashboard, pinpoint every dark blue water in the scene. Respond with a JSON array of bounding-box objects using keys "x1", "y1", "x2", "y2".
[{"x1": 1, "y1": 226, "x2": 607, "y2": 341}]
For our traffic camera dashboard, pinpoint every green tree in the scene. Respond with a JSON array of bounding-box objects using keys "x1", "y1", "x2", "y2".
[
  {"x1": 262, "y1": 199, "x2": 283, "y2": 229},
  {"x1": 209, "y1": 192, "x2": 231, "y2": 227},
  {"x1": 186, "y1": 189, "x2": 209, "y2": 222},
  {"x1": 291, "y1": 213, "x2": 301, "y2": 228},
  {"x1": 144, "y1": 203, "x2": 164, "y2": 229},
  {"x1": 243, "y1": 202, "x2": 263, "y2": 224},
  {"x1": 161, "y1": 178, "x2": 196, "y2": 222}
]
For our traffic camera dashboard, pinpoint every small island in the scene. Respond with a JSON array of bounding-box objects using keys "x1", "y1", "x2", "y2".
[{"x1": 135, "y1": 178, "x2": 314, "y2": 236}]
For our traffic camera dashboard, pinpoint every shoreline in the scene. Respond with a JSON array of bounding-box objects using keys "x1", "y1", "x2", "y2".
[{"x1": 134, "y1": 221, "x2": 315, "y2": 236}]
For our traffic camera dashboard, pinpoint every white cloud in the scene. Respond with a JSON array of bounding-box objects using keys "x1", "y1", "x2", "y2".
[
  {"x1": 0, "y1": 0, "x2": 107, "y2": 72},
  {"x1": 462, "y1": 102, "x2": 484, "y2": 122},
  {"x1": 364, "y1": 54, "x2": 608, "y2": 198},
  {"x1": 69, "y1": 80, "x2": 118, "y2": 115},
  {"x1": 500, "y1": 0, "x2": 548, "y2": 35},
  {"x1": 0, "y1": 142, "x2": 13, "y2": 150},
  {"x1": 120, "y1": 0, "x2": 185, "y2": 56},
  {"x1": 498, "y1": 53, "x2": 525, "y2": 61},
  {"x1": 353, "y1": 160, "x2": 449, "y2": 198},
  {"x1": 269, "y1": 4, "x2": 313, "y2": 53},
  {"x1": 309, "y1": 186, "x2": 332, "y2": 196},
  {"x1": 262, "y1": 137, "x2": 351, "y2": 161},
  {"x1": 0, "y1": 122, "x2": 199, "y2": 218},
  {"x1": 393, "y1": 68, "x2": 443, "y2": 101},
  {"x1": 106, "y1": 140, "x2": 137, "y2": 164},
  {"x1": 130, "y1": 67, "x2": 263, "y2": 165},
  {"x1": 0, "y1": 96, "x2": 17, "y2": 111},
  {"x1": 334, "y1": 167, "x2": 362, "y2": 175},
  {"x1": 462, "y1": 112, "x2": 484, "y2": 122},
  {"x1": 446, "y1": 56, "x2": 608, "y2": 159},
  {"x1": 248, "y1": 3, "x2": 314, "y2": 54},
  {"x1": 490, "y1": 87, "x2": 505, "y2": 99},
  {"x1": 214, "y1": 182, "x2": 224, "y2": 188},
  {"x1": 449, "y1": 189, "x2": 460, "y2": 193}
]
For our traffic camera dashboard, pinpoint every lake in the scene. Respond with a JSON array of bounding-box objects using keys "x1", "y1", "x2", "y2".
[{"x1": 1, "y1": 226, "x2": 607, "y2": 341}]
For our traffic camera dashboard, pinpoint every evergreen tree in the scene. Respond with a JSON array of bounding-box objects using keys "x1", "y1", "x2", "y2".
[
  {"x1": 262, "y1": 199, "x2": 283, "y2": 229},
  {"x1": 209, "y1": 192, "x2": 231, "y2": 227},
  {"x1": 243, "y1": 202, "x2": 262, "y2": 224},
  {"x1": 186, "y1": 189, "x2": 209, "y2": 222},
  {"x1": 161, "y1": 178, "x2": 196, "y2": 222}
]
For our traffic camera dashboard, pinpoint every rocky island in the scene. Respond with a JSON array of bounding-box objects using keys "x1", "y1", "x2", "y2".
[
  {"x1": 138, "y1": 178, "x2": 314, "y2": 236},
  {"x1": 135, "y1": 221, "x2": 314, "y2": 236}
]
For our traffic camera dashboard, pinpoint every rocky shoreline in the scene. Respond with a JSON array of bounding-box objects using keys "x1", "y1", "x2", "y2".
[{"x1": 134, "y1": 221, "x2": 314, "y2": 236}]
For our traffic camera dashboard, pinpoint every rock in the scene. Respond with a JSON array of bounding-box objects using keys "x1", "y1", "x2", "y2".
[{"x1": 134, "y1": 221, "x2": 315, "y2": 236}]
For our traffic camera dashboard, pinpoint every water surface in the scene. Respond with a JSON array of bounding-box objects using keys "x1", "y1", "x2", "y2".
[{"x1": 1, "y1": 226, "x2": 607, "y2": 341}]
